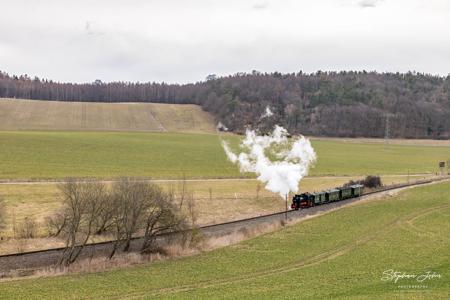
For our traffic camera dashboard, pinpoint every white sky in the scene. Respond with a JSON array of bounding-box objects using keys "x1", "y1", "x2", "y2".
[{"x1": 1, "y1": 0, "x2": 449, "y2": 83}]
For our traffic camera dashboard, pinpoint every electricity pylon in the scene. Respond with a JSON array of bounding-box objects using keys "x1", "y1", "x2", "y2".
[{"x1": 384, "y1": 113, "x2": 396, "y2": 149}]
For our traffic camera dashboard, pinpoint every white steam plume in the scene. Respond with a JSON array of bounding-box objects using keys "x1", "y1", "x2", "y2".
[
  {"x1": 260, "y1": 106, "x2": 274, "y2": 119},
  {"x1": 216, "y1": 121, "x2": 229, "y2": 131},
  {"x1": 222, "y1": 125, "x2": 316, "y2": 198}
]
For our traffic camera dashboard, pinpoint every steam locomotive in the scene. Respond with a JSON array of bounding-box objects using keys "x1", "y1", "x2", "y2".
[{"x1": 291, "y1": 184, "x2": 364, "y2": 210}]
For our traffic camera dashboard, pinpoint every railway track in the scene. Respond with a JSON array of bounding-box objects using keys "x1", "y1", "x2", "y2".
[{"x1": 1, "y1": 176, "x2": 449, "y2": 276}]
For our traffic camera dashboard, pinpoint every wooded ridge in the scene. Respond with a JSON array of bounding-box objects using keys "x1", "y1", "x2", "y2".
[{"x1": 1, "y1": 70, "x2": 450, "y2": 138}]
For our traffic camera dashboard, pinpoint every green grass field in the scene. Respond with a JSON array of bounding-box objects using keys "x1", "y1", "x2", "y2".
[
  {"x1": 0, "y1": 131, "x2": 448, "y2": 180},
  {"x1": 310, "y1": 139, "x2": 449, "y2": 176},
  {"x1": 0, "y1": 131, "x2": 234, "y2": 179},
  {"x1": 0, "y1": 98, "x2": 216, "y2": 133},
  {"x1": 1, "y1": 181, "x2": 448, "y2": 299}
]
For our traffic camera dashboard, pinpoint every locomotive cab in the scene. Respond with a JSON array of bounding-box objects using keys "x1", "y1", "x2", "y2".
[{"x1": 291, "y1": 193, "x2": 314, "y2": 210}]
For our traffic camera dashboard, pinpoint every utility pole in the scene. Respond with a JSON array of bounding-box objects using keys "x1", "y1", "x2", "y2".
[{"x1": 285, "y1": 193, "x2": 288, "y2": 222}]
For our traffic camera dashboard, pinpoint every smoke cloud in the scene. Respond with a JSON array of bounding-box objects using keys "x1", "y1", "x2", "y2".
[
  {"x1": 216, "y1": 121, "x2": 229, "y2": 131},
  {"x1": 259, "y1": 106, "x2": 274, "y2": 119},
  {"x1": 222, "y1": 125, "x2": 316, "y2": 198}
]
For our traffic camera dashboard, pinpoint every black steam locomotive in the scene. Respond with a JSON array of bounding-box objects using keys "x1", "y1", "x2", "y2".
[{"x1": 291, "y1": 184, "x2": 364, "y2": 210}]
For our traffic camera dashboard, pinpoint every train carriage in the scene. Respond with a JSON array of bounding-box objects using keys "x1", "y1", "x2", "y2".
[
  {"x1": 325, "y1": 189, "x2": 340, "y2": 202},
  {"x1": 350, "y1": 184, "x2": 364, "y2": 197},
  {"x1": 338, "y1": 186, "x2": 353, "y2": 200},
  {"x1": 313, "y1": 192, "x2": 326, "y2": 205}
]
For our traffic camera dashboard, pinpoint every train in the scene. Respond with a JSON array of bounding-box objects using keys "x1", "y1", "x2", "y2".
[{"x1": 291, "y1": 184, "x2": 364, "y2": 210}]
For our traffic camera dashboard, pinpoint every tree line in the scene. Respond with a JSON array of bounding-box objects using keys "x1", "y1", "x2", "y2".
[{"x1": 1, "y1": 70, "x2": 450, "y2": 138}]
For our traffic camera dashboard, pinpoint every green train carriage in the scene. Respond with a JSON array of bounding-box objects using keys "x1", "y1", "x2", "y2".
[{"x1": 325, "y1": 189, "x2": 340, "y2": 202}]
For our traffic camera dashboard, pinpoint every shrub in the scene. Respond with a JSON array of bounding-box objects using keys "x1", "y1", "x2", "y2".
[
  {"x1": 363, "y1": 175, "x2": 383, "y2": 188},
  {"x1": 17, "y1": 217, "x2": 38, "y2": 239},
  {"x1": 344, "y1": 175, "x2": 383, "y2": 189}
]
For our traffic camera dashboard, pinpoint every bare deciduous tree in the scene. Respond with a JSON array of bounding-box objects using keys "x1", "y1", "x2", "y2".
[
  {"x1": 17, "y1": 216, "x2": 38, "y2": 239},
  {"x1": 109, "y1": 179, "x2": 150, "y2": 258},
  {"x1": 58, "y1": 179, "x2": 107, "y2": 266},
  {"x1": 45, "y1": 210, "x2": 67, "y2": 237},
  {"x1": 109, "y1": 178, "x2": 189, "y2": 258},
  {"x1": 178, "y1": 174, "x2": 188, "y2": 209},
  {"x1": 186, "y1": 192, "x2": 197, "y2": 227},
  {"x1": 140, "y1": 186, "x2": 187, "y2": 253},
  {"x1": 93, "y1": 193, "x2": 115, "y2": 235}
]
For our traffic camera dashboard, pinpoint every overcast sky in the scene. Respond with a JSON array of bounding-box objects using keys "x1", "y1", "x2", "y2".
[{"x1": 1, "y1": 0, "x2": 449, "y2": 83}]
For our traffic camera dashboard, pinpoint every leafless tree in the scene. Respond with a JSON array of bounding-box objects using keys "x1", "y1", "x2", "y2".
[
  {"x1": 186, "y1": 192, "x2": 198, "y2": 227},
  {"x1": 58, "y1": 179, "x2": 107, "y2": 266},
  {"x1": 178, "y1": 174, "x2": 188, "y2": 209},
  {"x1": 108, "y1": 178, "x2": 189, "y2": 258},
  {"x1": 93, "y1": 193, "x2": 116, "y2": 235},
  {"x1": 45, "y1": 210, "x2": 67, "y2": 237},
  {"x1": 109, "y1": 178, "x2": 149, "y2": 258},
  {"x1": 140, "y1": 186, "x2": 187, "y2": 253},
  {"x1": 17, "y1": 216, "x2": 38, "y2": 239}
]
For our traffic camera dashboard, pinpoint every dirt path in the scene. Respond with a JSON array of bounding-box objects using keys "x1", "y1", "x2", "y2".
[{"x1": 0, "y1": 174, "x2": 435, "y2": 185}]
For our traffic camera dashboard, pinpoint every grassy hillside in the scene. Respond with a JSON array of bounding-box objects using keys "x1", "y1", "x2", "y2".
[
  {"x1": 0, "y1": 98, "x2": 216, "y2": 133},
  {"x1": 1, "y1": 181, "x2": 449, "y2": 299},
  {"x1": 0, "y1": 131, "x2": 448, "y2": 180}
]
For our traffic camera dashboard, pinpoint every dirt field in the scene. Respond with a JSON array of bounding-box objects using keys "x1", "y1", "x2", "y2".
[{"x1": 0, "y1": 98, "x2": 216, "y2": 133}]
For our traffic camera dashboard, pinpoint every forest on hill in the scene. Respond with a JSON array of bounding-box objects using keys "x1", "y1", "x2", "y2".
[{"x1": 1, "y1": 70, "x2": 450, "y2": 138}]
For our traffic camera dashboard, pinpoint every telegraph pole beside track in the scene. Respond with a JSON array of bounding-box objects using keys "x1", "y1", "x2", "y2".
[{"x1": 285, "y1": 194, "x2": 288, "y2": 221}]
